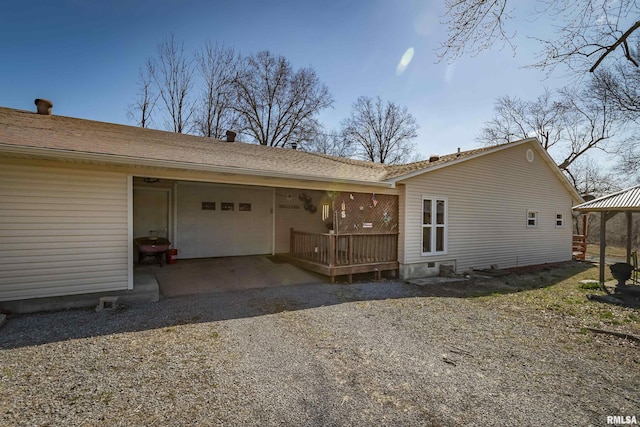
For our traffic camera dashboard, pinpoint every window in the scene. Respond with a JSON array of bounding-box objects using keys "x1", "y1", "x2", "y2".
[
  {"x1": 556, "y1": 213, "x2": 565, "y2": 227},
  {"x1": 527, "y1": 211, "x2": 538, "y2": 227},
  {"x1": 422, "y1": 197, "x2": 447, "y2": 255}
]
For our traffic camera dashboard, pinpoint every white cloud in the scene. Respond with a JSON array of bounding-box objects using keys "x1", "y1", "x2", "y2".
[{"x1": 395, "y1": 47, "x2": 415, "y2": 76}]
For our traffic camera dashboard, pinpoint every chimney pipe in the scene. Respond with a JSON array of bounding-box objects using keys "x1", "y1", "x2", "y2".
[
  {"x1": 225, "y1": 130, "x2": 236, "y2": 142},
  {"x1": 34, "y1": 98, "x2": 53, "y2": 115}
]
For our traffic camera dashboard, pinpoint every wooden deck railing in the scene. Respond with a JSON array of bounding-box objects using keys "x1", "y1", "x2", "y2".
[
  {"x1": 290, "y1": 229, "x2": 398, "y2": 267},
  {"x1": 573, "y1": 234, "x2": 587, "y2": 260}
]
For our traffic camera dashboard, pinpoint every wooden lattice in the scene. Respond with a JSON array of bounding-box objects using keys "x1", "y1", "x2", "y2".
[{"x1": 330, "y1": 192, "x2": 398, "y2": 234}]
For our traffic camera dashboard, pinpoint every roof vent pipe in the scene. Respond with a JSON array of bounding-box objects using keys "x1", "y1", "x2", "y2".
[
  {"x1": 225, "y1": 130, "x2": 237, "y2": 142},
  {"x1": 34, "y1": 98, "x2": 53, "y2": 115},
  {"x1": 290, "y1": 142, "x2": 297, "y2": 150}
]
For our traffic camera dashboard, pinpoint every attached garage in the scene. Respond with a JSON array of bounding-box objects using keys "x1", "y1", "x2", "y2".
[{"x1": 175, "y1": 182, "x2": 273, "y2": 259}]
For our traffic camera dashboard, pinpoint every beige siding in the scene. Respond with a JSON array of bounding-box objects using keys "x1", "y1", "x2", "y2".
[
  {"x1": 400, "y1": 143, "x2": 575, "y2": 274},
  {"x1": 0, "y1": 162, "x2": 130, "y2": 301},
  {"x1": 274, "y1": 188, "x2": 330, "y2": 253}
]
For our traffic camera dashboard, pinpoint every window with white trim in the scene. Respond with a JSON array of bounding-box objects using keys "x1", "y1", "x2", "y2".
[
  {"x1": 527, "y1": 210, "x2": 538, "y2": 228},
  {"x1": 422, "y1": 197, "x2": 447, "y2": 255},
  {"x1": 556, "y1": 213, "x2": 565, "y2": 227}
]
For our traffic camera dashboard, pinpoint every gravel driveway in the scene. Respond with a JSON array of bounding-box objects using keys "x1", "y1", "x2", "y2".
[{"x1": 1, "y1": 278, "x2": 638, "y2": 426}]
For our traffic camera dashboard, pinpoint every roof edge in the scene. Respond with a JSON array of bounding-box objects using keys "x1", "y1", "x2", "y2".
[
  {"x1": 0, "y1": 143, "x2": 395, "y2": 189},
  {"x1": 573, "y1": 183, "x2": 640, "y2": 211}
]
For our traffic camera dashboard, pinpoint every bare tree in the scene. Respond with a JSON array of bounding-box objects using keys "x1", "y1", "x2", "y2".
[
  {"x1": 148, "y1": 34, "x2": 195, "y2": 133},
  {"x1": 476, "y1": 89, "x2": 566, "y2": 150},
  {"x1": 591, "y1": 44, "x2": 640, "y2": 122},
  {"x1": 231, "y1": 51, "x2": 333, "y2": 147},
  {"x1": 479, "y1": 80, "x2": 619, "y2": 176},
  {"x1": 342, "y1": 96, "x2": 419, "y2": 164},
  {"x1": 618, "y1": 141, "x2": 640, "y2": 184},
  {"x1": 439, "y1": 0, "x2": 640, "y2": 74},
  {"x1": 304, "y1": 128, "x2": 355, "y2": 158},
  {"x1": 194, "y1": 41, "x2": 240, "y2": 139},
  {"x1": 127, "y1": 66, "x2": 158, "y2": 128},
  {"x1": 564, "y1": 157, "x2": 618, "y2": 196},
  {"x1": 555, "y1": 82, "x2": 617, "y2": 171}
]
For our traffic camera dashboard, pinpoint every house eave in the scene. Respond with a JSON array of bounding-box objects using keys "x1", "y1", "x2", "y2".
[{"x1": 0, "y1": 143, "x2": 395, "y2": 189}]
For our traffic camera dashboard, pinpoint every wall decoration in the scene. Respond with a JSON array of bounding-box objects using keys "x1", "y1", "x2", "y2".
[
  {"x1": 201, "y1": 202, "x2": 216, "y2": 210},
  {"x1": 221, "y1": 202, "x2": 234, "y2": 211},
  {"x1": 331, "y1": 192, "x2": 398, "y2": 234},
  {"x1": 239, "y1": 203, "x2": 252, "y2": 211},
  {"x1": 279, "y1": 204, "x2": 300, "y2": 209},
  {"x1": 322, "y1": 204, "x2": 330, "y2": 221},
  {"x1": 382, "y1": 211, "x2": 392, "y2": 225},
  {"x1": 299, "y1": 192, "x2": 317, "y2": 214}
]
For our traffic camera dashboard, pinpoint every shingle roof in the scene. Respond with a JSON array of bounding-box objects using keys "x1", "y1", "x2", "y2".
[
  {"x1": 382, "y1": 146, "x2": 501, "y2": 180},
  {"x1": 573, "y1": 185, "x2": 640, "y2": 212},
  {"x1": 0, "y1": 107, "x2": 388, "y2": 184},
  {"x1": 0, "y1": 106, "x2": 542, "y2": 186}
]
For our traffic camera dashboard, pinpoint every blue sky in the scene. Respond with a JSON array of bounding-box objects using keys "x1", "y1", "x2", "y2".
[{"x1": 0, "y1": 0, "x2": 568, "y2": 159}]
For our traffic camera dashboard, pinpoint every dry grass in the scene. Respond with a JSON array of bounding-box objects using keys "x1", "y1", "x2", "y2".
[
  {"x1": 473, "y1": 263, "x2": 640, "y2": 335},
  {"x1": 586, "y1": 244, "x2": 630, "y2": 259}
]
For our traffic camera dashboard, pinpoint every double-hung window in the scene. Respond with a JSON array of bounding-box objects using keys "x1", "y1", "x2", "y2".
[{"x1": 422, "y1": 197, "x2": 447, "y2": 255}]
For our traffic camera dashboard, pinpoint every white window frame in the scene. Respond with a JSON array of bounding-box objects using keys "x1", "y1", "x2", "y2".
[
  {"x1": 555, "y1": 212, "x2": 565, "y2": 228},
  {"x1": 527, "y1": 210, "x2": 538, "y2": 228},
  {"x1": 422, "y1": 196, "x2": 448, "y2": 256}
]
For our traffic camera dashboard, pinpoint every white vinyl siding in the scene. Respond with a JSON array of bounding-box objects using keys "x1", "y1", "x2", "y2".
[
  {"x1": 399, "y1": 143, "x2": 575, "y2": 274},
  {"x1": 0, "y1": 162, "x2": 130, "y2": 301}
]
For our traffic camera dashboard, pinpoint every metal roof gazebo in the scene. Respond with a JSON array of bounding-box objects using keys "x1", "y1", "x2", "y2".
[{"x1": 573, "y1": 184, "x2": 640, "y2": 287}]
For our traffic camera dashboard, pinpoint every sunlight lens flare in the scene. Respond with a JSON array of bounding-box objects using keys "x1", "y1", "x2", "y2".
[{"x1": 395, "y1": 47, "x2": 414, "y2": 76}]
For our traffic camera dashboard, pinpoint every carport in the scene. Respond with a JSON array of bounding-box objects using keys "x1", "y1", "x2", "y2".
[
  {"x1": 573, "y1": 184, "x2": 640, "y2": 286},
  {"x1": 143, "y1": 255, "x2": 325, "y2": 297}
]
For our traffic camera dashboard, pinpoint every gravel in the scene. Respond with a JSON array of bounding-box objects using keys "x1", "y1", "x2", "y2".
[{"x1": 1, "y1": 278, "x2": 638, "y2": 426}]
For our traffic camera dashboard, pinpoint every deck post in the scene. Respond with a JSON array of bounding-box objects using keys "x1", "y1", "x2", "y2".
[
  {"x1": 329, "y1": 233, "x2": 336, "y2": 268},
  {"x1": 290, "y1": 228, "x2": 295, "y2": 255},
  {"x1": 348, "y1": 235, "x2": 353, "y2": 265}
]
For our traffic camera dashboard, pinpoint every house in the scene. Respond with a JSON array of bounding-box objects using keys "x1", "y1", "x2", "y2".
[{"x1": 0, "y1": 105, "x2": 582, "y2": 308}]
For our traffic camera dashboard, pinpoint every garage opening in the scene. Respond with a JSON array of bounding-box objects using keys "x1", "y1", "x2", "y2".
[{"x1": 133, "y1": 178, "x2": 274, "y2": 263}]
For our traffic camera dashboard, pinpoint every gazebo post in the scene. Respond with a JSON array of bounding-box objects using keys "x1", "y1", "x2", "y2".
[
  {"x1": 599, "y1": 211, "x2": 607, "y2": 290},
  {"x1": 626, "y1": 211, "x2": 632, "y2": 264}
]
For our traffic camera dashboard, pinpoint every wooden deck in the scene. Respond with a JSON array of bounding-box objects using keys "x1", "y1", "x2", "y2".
[{"x1": 287, "y1": 229, "x2": 399, "y2": 283}]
